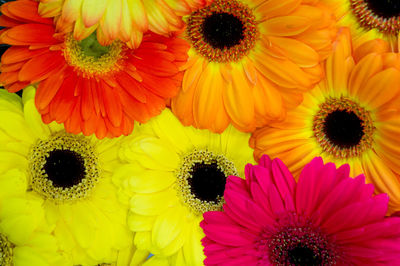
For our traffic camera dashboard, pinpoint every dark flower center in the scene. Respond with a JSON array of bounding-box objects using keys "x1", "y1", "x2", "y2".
[
  {"x1": 323, "y1": 110, "x2": 364, "y2": 148},
  {"x1": 44, "y1": 149, "x2": 86, "y2": 188},
  {"x1": 365, "y1": 0, "x2": 400, "y2": 18},
  {"x1": 288, "y1": 246, "x2": 322, "y2": 266},
  {"x1": 189, "y1": 162, "x2": 227, "y2": 202},
  {"x1": 201, "y1": 12, "x2": 244, "y2": 49}
]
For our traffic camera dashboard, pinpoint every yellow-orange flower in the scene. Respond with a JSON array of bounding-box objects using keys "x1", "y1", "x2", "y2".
[
  {"x1": 251, "y1": 28, "x2": 400, "y2": 213},
  {"x1": 323, "y1": 0, "x2": 400, "y2": 48},
  {"x1": 171, "y1": 0, "x2": 337, "y2": 133},
  {"x1": 38, "y1": 0, "x2": 212, "y2": 48}
]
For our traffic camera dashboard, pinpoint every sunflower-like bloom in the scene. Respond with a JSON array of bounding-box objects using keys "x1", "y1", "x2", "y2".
[
  {"x1": 38, "y1": 0, "x2": 211, "y2": 48},
  {"x1": 0, "y1": 0, "x2": 189, "y2": 139},
  {"x1": 0, "y1": 169, "x2": 68, "y2": 266},
  {"x1": 323, "y1": 0, "x2": 400, "y2": 48},
  {"x1": 251, "y1": 28, "x2": 400, "y2": 213},
  {"x1": 171, "y1": 0, "x2": 337, "y2": 133},
  {"x1": 0, "y1": 86, "x2": 132, "y2": 265},
  {"x1": 112, "y1": 109, "x2": 254, "y2": 265},
  {"x1": 201, "y1": 155, "x2": 400, "y2": 265}
]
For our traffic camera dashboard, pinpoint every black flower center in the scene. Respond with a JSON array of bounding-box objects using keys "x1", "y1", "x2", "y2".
[
  {"x1": 323, "y1": 110, "x2": 364, "y2": 148},
  {"x1": 288, "y1": 246, "x2": 322, "y2": 266},
  {"x1": 201, "y1": 12, "x2": 244, "y2": 49},
  {"x1": 365, "y1": 0, "x2": 400, "y2": 18},
  {"x1": 44, "y1": 149, "x2": 86, "y2": 188},
  {"x1": 189, "y1": 162, "x2": 226, "y2": 202}
]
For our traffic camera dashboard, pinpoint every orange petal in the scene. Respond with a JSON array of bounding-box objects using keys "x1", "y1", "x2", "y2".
[
  {"x1": 193, "y1": 63, "x2": 230, "y2": 132},
  {"x1": 19, "y1": 51, "x2": 65, "y2": 82},
  {"x1": 268, "y1": 36, "x2": 319, "y2": 67},
  {"x1": 359, "y1": 68, "x2": 400, "y2": 109},
  {"x1": 222, "y1": 64, "x2": 255, "y2": 131},
  {"x1": 348, "y1": 53, "x2": 382, "y2": 96},
  {"x1": 256, "y1": 0, "x2": 301, "y2": 19},
  {"x1": 262, "y1": 16, "x2": 311, "y2": 36},
  {"x1": 2, "y1": 24, "x2": 58, "y2": 45}
]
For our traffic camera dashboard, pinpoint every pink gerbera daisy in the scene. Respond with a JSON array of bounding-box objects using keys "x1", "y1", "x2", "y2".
[{"x1": 201, "y1": 155, "x2": 400, "y2": 265}]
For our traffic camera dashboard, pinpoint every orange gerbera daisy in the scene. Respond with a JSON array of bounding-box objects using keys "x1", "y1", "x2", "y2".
[
  {"x1": 38, "y1": 0, "x2": 212, "y2": 48},
  {"x1": 323, "y1": 0, "x2": 400, "y2": 49},
  {"x1": 0, "y1": 0, "x2": 189, "y2": 139},
  {"x1": 171, "y1": 0, "x2": 337, "y2": 133},
  {"x1": 250, "y1": 28, "x2": 400, "y2": 213}
]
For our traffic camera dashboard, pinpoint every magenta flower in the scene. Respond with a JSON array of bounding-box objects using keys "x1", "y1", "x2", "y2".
[{"x1": 201, "y1": 155, "x2": 400, "y2": 265}]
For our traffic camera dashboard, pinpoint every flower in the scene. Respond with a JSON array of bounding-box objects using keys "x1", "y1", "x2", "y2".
[
  {"x1": 171, "y1": 0, "x2": 337, "y2": 133},
  {"x1": 201, "y1": 155, "x2": 400, "y2": 265},
  {"x1": 0, "y1": 169, "x2": 68, "y2": 266},
  {"x1": 38, "y1": 0, "x2": 211, "y2": 48},
  {"x1": 0, "y1": 0, "x2": 189, "y2": 139},
  {"x1": 112, "y1": 109, "x2": 254, "y2": 265},
  {"x1": 323, "y1": 0, "x2": 400, "y2": 47},
  {"x1": 250, "y1": 28, "x2": 400, "y2": 213},
  {"x1": 0, "y1": 86, "x2": 132, "y2": 265}
]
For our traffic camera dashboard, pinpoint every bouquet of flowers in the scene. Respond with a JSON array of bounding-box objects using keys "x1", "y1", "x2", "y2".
[{"x1": 0, "y1": 0, "x2": 399, "y2": 265}]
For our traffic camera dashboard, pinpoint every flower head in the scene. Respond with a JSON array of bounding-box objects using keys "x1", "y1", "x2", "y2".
[
  {"x1": 0, "y1": 0, "x2": 189, "y2": 138},
  {"x1": 0, "y1": 87, "x2": 132, "y2": 265},
  {"x1": 201, "y1": 155, "x2": 400, "y2": 265},
  {"x1": 112, "y1": 109, "x2": 254, "y2": 265},
  {"x1": 0, "y1": 169, "x2": 68, "y2": 266},
  {"x1": 38, "y1": 0, "x2": 212, "y2": 48},
  {"x1": 171, "y1": 0, "x2": 337, "y2": 133},
  {"x1": 251, "y1": 28, "x2": 400, "y2": 213},
  {"x1": 323, "y1": 0, "x2": 400, "y2": 48}
]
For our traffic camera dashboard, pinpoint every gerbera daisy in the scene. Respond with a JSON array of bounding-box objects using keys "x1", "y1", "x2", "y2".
[
  {"x1": 0, "y1": 86, "x2": 132, "y2": 265},
  {"x1": 171, "y1": 0, "x2": 337, "y2": 133},
  {"x1": 0, "y1": 0, "x2": 189, "y2": 139},
  {"x1": 0, "y1": 169, "x2": 68, "y2": 266},
  {"x1": 201, "y1": 155, "x2": 400, "y2": 265},
  {"x1": 38, "y1": 0, "x2": 212, "y2": 48},
  {"x1": 112, "y1": 109, "x2": 254, "y2": 265},
  {"x1": 323, "y1": 0, "x2": 400, "y2": 48},
  {"x1": 251, "y1": 28, "x2": 400, "y2": 213}
]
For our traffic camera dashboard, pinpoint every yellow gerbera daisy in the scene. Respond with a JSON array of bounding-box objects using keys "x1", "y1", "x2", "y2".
[
  {"x1": 250, "y1": 28, "x2": 400, "y2": 213},
  {"x1": 113, "y1": 109, "x2": 254, "y2": 265},
  {"x1": 0, "y1": 168, "x2": 68, "y2": 266},
  {"x1": 38, "y1": 0, "x2": 211, "y2": 48},
  {"x1": 0, "y1": 86, "x2": 132, "y2": 265},
  {"x1": 323, "y1": 0, "x2": 400, "y2": 48},
  {"x1": 171, "y1": 0, "x2": 337, "y2": 133}
]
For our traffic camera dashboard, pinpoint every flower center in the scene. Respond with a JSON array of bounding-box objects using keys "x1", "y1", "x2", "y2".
[
  {"x1": 323, "y1": 110, "x2": 364, "y2": 148},
  {"x1": 78, "y1": 32, "x2": 110, "y2": 59},
  {"x1": 313, "y1": 97, "x2": 374, "y2": 158},
  {"x1": 202, "y1": 12, "x2": 244, "y2": 49},
  {"x1": 63, "y1": 32, "x2": 125, "y2": 78},
  {"x1": 176, "y1": 150, "x2": 238, "y2": 215},
  {"x1": 350, "y1": 0, "x2": 400, "y2": 35},
  {"x1": 288, "y1": 246, "x2": 322, "y2": 266},
  {"x1": 189, "y1": 162, "x2": 226, "y2": 202},
  {"x1": 29, "y1": 131, "x2": 100, "y2": 203},
  {"x1": 365, "y1": 0, "x2": 400, "y2": 18},
  {"x1": 43, "y1": 149, "x2": 85, "y2": 188},
  {"x1": 257, "y1": 215, "x2": 340, "y2": 265},
  {"x1": 186, "y1": 0, "x2": 258, "y2": 63},
  {"x1": 0, "y1": 233, "x2": 13, "y2": 266}
]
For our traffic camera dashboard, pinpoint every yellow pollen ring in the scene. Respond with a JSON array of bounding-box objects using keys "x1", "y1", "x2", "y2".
[
  {"x1": 175, "y1": 149, "x2": 238, "y2": 215},
  {"x1": 313, "y1": 97, "x2": 375, "y2": 159},
  {"x1": 0, "y1": 233, "x2": 13, "y2": 266},
  {"x1": 63, "y1": 33, "x2": 125, "y2": 78},
  {"x1": 28, "y1": 131, "x2": 100, "y2": 203}
]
